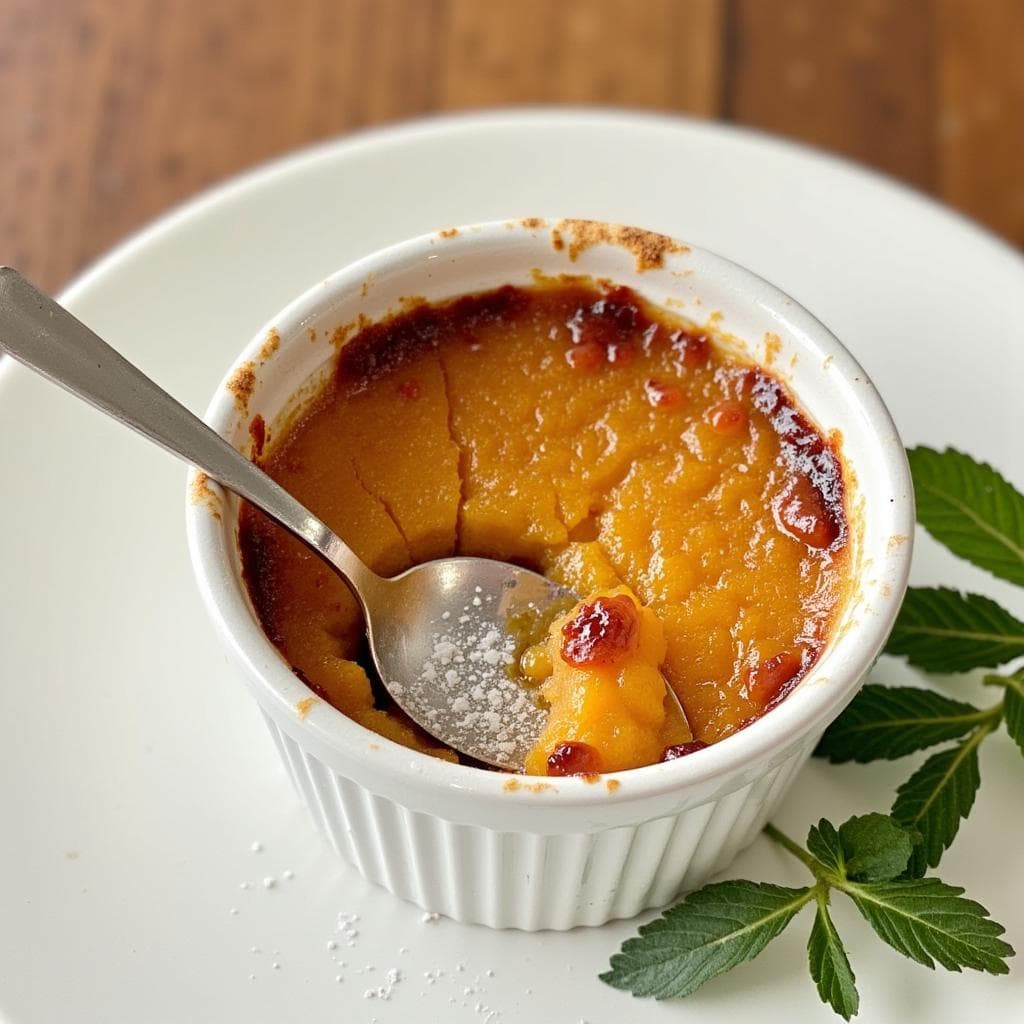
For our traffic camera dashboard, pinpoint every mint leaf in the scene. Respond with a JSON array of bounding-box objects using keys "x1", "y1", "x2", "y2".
[
  {"x1": 908, "y1": 447, "x2": 1024, "y2": 586},
  {"x1": 806, "y1": 819, "x2": 844, "y2": 875},
  {"x1": 808, "y1": 895, "x2": 859, "y2": 1019},
  {"x1": 845, "y1": 877, "x2": 1014, "y2": 973},
  {"x1": 996, "y1": 668, "x2": 1024, "y2": 756},
  {"x1": 601, "y1": 881, "x2": 811, "y2": 998},
  {"x1": 891, "y1": 736, "x2": 983, "y2": 877},
  {"x1": 807, "y1": 815, "x2": 915, "y2": 882},
  {"x1": 886, "y1": 587, "x2": 1024, "y2": 671},
  {"x1": 815, "y1": 685, "x2": 984, "y2": 763},
  {"x1": 838, "y1": 814, "x2": 916, "y2": 882}
]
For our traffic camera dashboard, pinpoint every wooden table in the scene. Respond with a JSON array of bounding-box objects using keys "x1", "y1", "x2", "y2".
[{"x1": 2, "y1": 0, "x2": 1022, "y2": 292}]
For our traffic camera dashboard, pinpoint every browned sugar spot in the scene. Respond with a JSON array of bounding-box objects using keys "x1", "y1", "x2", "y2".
[
  {"x1": 296, "y1": 696, "x2": 317, "y2": 719},
  {"x1": 520, "y1": 217, "x2": 546, "y2": 229},
  {"x1": 606, "y1": 778, "x2": 621, "y2": 793},
  {"x1": 307, "y1": 326, "x2": 317, "y2": 343},
  {"x1": 331, "y1": 319, "x2": 362, "y2": 351},
  {"x1": 887, "y1": 534, "x2": 910, "y2": 552},
  {"x1": 581, "y1": 771, "x2": 601, "y2": 784},
  {"x1": 331, "y1": 323, "x2": 351, "y2": 349},
  {"x1": 529, "y1": 269, "x2": 595, "y2": 289},
  {"x1": 227, "y1": 362, "x2": 256, "y2": 413},
  {"x1": 191, "y1": 471, "x2": 222, "y2": 520},
  {"x1": 764, "y1": 332, "x2": 783, "y2": 366},
  {"x1": 503, "y1": 778, "x2": 553, "y2": 793},
  {"x1": 554, "y1": 219, "x2": 687, "y2": 271},
  {"x1": 501, "y1": 778, "x2": 552, "y2": 794},
  {"x1": 259, "y1": 328, "x2": 280, "y2": 363},
  {"x1": 249, "y1": 414, "x2": 267, "y2": 460},
  {"x1": 439, "y1": 227, "x2": 459, "y2": 238}
]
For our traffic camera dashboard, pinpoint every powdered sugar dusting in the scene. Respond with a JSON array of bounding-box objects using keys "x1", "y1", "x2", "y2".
[
  {"x1": 387, "y1": 592, "x2": 547, "y2": 766},
  {"x1": 225, "y1": 837, "x2": 531, "y2": 1016},
  {"x1": 363, "y1": 966, "x2": 402, "y2": 1000}
]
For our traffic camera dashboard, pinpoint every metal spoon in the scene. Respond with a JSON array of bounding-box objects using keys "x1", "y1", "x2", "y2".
[{"x1": 0, "y1": 267, "x2": 687, "y2": 772}]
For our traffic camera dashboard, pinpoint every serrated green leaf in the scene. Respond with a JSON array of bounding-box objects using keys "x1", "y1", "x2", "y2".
[
  {"x1": 600, "y1": 881, "x2": 811, "y2": 999},
  {"x1": 885, "y1": 587, "x2": 1024, "y2": 672},
  {"x1": 1002, "y1": 669, "x2": 1024, "y2": 756},
  {"x1": 891, "y1": 736, "x2": 984, "y2": 877},
  {"x1": 806, "y1": 819, "x2": 844, "y2": 876},
  {"x1": 815, "y1": 685, "x2": 985, "y2": 763},
  {"x1": 908, "y1": 447, "x2": 1024, "y2": 586},
  {"x1": 808, "y1": 895, "x2": 859, "y2": 1019},
  {"x1": 807, "y1": 815, "x2": 915, "y2": 883},
  {"x1": 838, "y1": 814, "x2": 916, "y2": 882},
  {"x1": 845, "y1": 877, "x2": 1014, "y2": 974}
]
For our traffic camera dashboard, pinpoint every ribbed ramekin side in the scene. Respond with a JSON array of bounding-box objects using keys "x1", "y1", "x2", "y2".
[
  {"x1": 264, "y1": 716, "x2": 811, "y2": 930},
  {"x1": 605, "y1": 814, "x2": 681, "y2": 922},
  {"x1": 641, "y1": 799, "x2": 718, "y2": 909},
  {"x1": 676, "y1": 744, "x2": 810, "y2": 892}
]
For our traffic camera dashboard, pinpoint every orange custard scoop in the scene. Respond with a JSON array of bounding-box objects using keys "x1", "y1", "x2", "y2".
[{"x1": 522, "y1": 588, "x2": 692, "y2": 776}]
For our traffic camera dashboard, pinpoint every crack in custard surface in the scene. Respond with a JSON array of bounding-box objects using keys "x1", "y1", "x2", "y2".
[{"x1": 238, "y1": 280, "x2": 850, "y2": 773}]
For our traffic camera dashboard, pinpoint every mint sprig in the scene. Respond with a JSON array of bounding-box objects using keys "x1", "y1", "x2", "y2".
[
  {"x1": 816, "y1": 448, "x2": 1024, "y2": 876},
  {"x1": 808, "y1": 895, "x2": 858, "y2": 1018},
  {"x1": 602, "y1": 449, "x2": 1023, "y2": 1017},
  {"x1": 827, "y1": 813, "x2": 916, "y2": 882},
  {"x1": 846, "y1": 876, "x2": 1012, "y2": 973},
  {"x1": 890, "y1": 731, "x2": 988, "y2": 876},
  {"x1": 886, "y1": 587, "x2": 1024, "y2": 672},
  {"x1": 602, "y1": 813, "x2": 1013, "y2": 1019},
  {"x1": 599, "y1": 880, "x2": 809, "y2": 999},
  {"x1": 814, "y1": 685, "x2": 989, "y2": 762},
  {"x1": 996, "y1": 667, "x2": 1024, "y2": 754},
  {"x1": 908, "y1": 446, "x2": 1024, "y2": 586}
]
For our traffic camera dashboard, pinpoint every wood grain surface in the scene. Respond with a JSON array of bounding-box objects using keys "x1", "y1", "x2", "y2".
[{"x1": 1, "y1": 0, "x2": 1021, "y2": 292}]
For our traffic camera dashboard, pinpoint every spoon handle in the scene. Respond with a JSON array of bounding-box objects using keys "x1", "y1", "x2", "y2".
[{"x1": 0, "y1": 267, "x2": 380, "y2": 599}]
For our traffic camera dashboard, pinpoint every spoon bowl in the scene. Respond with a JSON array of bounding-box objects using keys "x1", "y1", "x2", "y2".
[{"x1": 366, "y1": 557, "x2": 575, "y2": 769}]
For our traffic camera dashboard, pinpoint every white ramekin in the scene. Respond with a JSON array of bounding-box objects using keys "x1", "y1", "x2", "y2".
[{"x1": 185, "y1": 219, "x2": 913, "y2": 931}]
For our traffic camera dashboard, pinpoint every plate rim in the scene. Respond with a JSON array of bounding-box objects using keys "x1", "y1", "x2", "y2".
[
  {"x1": 4, "y1": 107, "x2": 1022, "y2": 387},
  {"x1": 54, "y1": 105, "x2": 1024, "y2": 304}
]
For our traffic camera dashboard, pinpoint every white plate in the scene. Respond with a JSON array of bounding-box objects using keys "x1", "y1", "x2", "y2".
[{"x1": 1, "y1": 109, "x2": 1022, "y2": 1023}]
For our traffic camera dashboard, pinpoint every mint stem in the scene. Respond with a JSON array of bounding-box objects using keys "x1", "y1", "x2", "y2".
[
  {"x1": 764, "y1": 822, "x2": 824, "y2": 876},
  {"x1": 958, "y1": 713, "x2": 1002, "y2": 754},
  {"x1": 982, "y1": 672, "x2": 1020, "y2": 693},
  {"x1": 972, "y1": 700, "x2": 1010, "y2": 723}
]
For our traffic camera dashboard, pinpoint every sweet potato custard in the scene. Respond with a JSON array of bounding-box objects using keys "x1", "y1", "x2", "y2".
[
  {"x1": 238, "y1": 280, "x2": 850, "y2": 774},
  {"x1": 519, "y1": 587, "x2": 691, "y2": 776}
]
